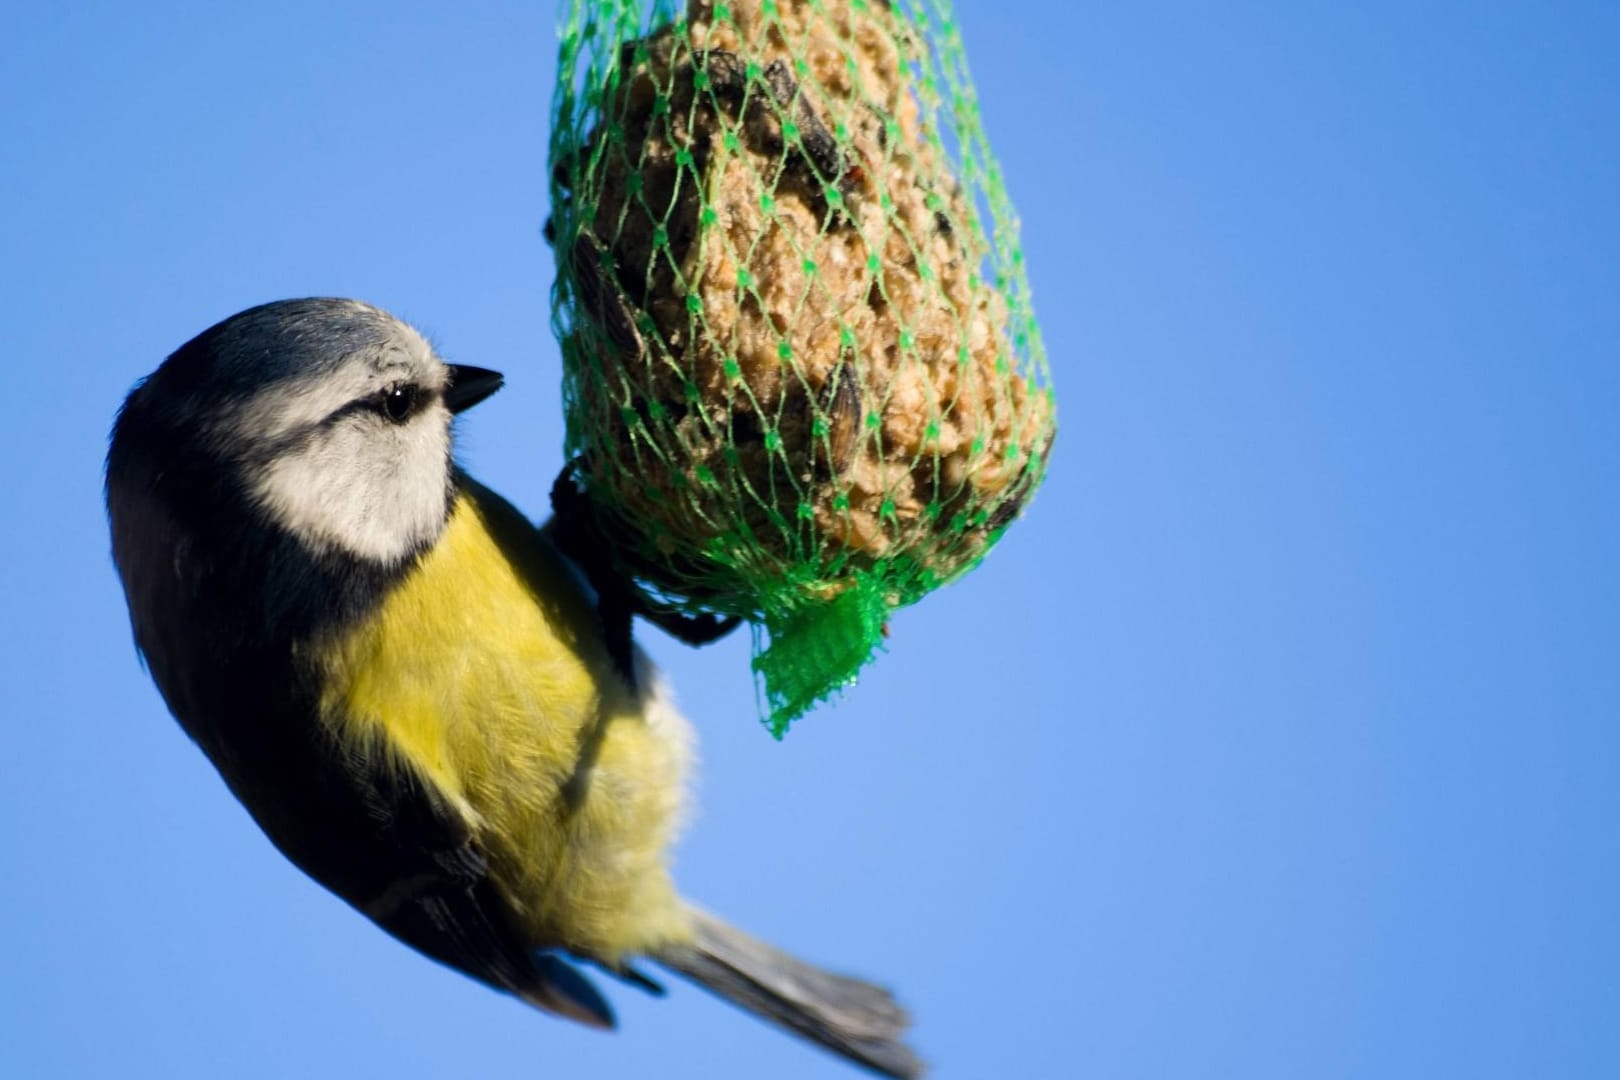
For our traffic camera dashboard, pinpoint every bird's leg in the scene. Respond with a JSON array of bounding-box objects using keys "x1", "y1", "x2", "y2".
[
  {"x1": 547, "y1": 462, "x2": 742, "y2": 691},
  {"x1": 639, "y1": 607, "x2": 741, "y2": 646}
]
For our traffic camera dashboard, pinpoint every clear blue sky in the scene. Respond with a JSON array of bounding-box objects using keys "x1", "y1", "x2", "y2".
[{"x1": 4, "y1": 3, "x2": 1618, "y2": 1078}]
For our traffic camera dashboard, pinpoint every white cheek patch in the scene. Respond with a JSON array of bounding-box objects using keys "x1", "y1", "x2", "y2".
[{"x1": 251, "y1": 411, "x2": 452, "y2": 564}]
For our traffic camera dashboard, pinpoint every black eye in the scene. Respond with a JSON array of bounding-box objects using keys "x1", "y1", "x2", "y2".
[{"x1": 379, "y1": 384, "x2": 418, "y2": 423}]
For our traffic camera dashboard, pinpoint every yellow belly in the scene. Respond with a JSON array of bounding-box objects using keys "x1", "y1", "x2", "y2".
[{"x1": 309, "y1": 479, "x2": 691, "y2": 960}]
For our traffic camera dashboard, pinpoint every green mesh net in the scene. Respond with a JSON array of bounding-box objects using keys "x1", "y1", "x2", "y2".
[{"x1": 548, "y1": 0, "x2": 1054, "y2": 735}]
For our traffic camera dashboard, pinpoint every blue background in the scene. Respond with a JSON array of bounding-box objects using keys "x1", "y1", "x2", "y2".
[{"x1": 4, "y1": 2, "x2": 1617, "y2": 1077}]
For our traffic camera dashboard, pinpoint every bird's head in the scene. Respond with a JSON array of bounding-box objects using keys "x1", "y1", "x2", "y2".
[{"x1": 111, "y1": 298, "x2": 503, "y2": 567}]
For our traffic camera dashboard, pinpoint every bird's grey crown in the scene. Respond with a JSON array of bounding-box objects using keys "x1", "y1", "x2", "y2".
[{"x1": 160, "y1": 298, "x2": 409, "y2": 398}]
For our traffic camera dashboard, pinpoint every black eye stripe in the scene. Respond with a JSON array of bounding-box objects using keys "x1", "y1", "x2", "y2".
[{"x1": 320, "y1": 382, "x2": 436, "y2": 428}]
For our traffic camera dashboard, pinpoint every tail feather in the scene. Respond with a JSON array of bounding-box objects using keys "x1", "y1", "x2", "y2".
[
  {"x1": 652, "y1": 907, "x2": 925, "y2": 1079},
  {"x1": 521, "y1": 954, "x2": 616, "y2": 1030}
]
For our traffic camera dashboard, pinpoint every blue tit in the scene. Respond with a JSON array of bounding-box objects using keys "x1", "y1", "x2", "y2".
[{"x1": 105, "y1": 298, "x2": 919, "y2": 1078}]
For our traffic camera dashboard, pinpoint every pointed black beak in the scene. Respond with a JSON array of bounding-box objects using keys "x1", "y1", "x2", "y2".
[{"x1": 444, "y1": 365, "x2": 504, "y2": 414}]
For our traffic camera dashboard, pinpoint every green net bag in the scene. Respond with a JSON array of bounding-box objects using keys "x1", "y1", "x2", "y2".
[{"x1": 548, "y1": 0, "x2": 1054, "y2": 735}]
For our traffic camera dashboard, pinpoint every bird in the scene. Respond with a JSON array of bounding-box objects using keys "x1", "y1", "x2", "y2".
[{"x1": 104, "y1": 297, "x2": 921, "y2": 1079}]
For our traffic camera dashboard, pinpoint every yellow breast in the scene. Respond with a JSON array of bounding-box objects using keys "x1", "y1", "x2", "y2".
[{"x1": 309, "y1": 479, "x2": 691, "y2": 960}]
